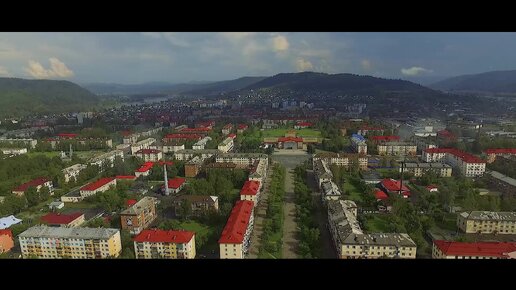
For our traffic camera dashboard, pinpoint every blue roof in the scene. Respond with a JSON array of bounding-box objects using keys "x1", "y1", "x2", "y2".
[{"x1": 352, "y1": 134, "x2": 366, "y2": 142}]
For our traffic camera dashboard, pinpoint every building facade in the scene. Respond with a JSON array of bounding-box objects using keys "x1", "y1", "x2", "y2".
[
  {"x1": 134, "y1": 229, "x2": 196, "y2": 259},
  {"x1": 351, "y1": 134, "x2": 367, "y2": 154},
  {"x1": 377, "y1": 142, "x2": 417, "y2": 156},
  {"x1": 401, "y1": 162, "x2": 452, "y2": 177},
  {"x1": 457, "y1": 211, "x2": 516, "y2": 234},
  {"x1": 120, "y1": 197, "x2": 158, "y2": 235},
  {"x1": 432, "y1": 240, "x2": 516, "y2": 259},
  {"x1": 62, "y1": 164, "x2": 87, "y2": 183},
  {"x1": 422, "y1": 148, "x2": 486, "y2": 177},
  {"x1": 18, "y1": 226, "x2": 122, "y2": 259},
  {"x1": 217, "y1": 137, "x2": 234, "y2": 153},
  {"x1": 135, "y1": 149, "x2": 163, "y2": 162},
  {"x1": 12, "y1": 178, "x2": 54, "y2": 197},
  {"x1": 79, "y1": 177, "x2": 117, "y2": 197},
  {"x1": 219, "y1": 200, "x2": 254, "y2": 259}
]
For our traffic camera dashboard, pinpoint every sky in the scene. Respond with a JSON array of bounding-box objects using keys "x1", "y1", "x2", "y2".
[{"x1": 1, "y1": 32, "x2": 516, "y2": 84}]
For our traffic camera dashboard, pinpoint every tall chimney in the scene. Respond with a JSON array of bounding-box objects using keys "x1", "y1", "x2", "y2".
[{"x1": 163, "y1": 163, "x2": 170, "y2": 196}]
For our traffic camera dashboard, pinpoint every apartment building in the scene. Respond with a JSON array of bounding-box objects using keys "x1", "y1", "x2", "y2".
[
  {"x1": 457, "y1": 211, "x2": 516, "y2": 234},
  {"x1": 432, "y1": 240, "x2": 516, "y2": 259},
  {"x1": 133, "y1": 229, "x2": 196, "y2": 259},
  {"x1": 248, "y1": 158, "x2": 268, "y2": 184},
  {"x1": 174, "y1": 149, "x2": 220, "y2": 161},
  {"x1": 130, "y1": 138, "x2": 156, "y2": 155},
  {"x1": 313, "y1": 152, "x2": 368, "y2": 170},
  {"x1": 41, "y1": 212, "x2": 85, "y2": 228},
  {"x1": 357, "y1": 126, "x2": 384, "y2": 136},
  {"x1": 18, "y1": 226, "x2": 122, "y2": 259},
  {"x1": 321, "y1": 180, "x2": 342, "y2": 202},
  {"x1": 485, "y1": 148, "x2": 516, "y2": 163},
  {"x1": 219, "y1": 200, "x2": 254, "y2": 259},
  {"x1": 12, "y1": 178, "x2": 54, "y2": 197},
  {"x1": 80, "y1": 177, "x2": 116, "y2": 197},
  {"x1": 172, "y1": 195, "x2": 219, "y2": 216},
  {"x1": 135, "y1": 149, "x2": 163, "y2": 162},
  {"x1": 313, "y1": 159, "x2": 333, "y2": 187},
  {"x1": 89, "y1": 150, "x2": 124, "y2": 168},
  {"x1": 62, "y1": 164, "x2": 87, "y2": 183},
  {"x1": 123, "y1": 127, "x2": 162, "y2": 144},
  {"x1": 240, "y1": 180, "x2": 261, "y2": 206},
  {"x1": 401, "y1": 162, "x2": 452, "y2": 177},
  {"x1": 377, "y1": 142, "x2": 417, "y2": 156},
  {"x1": 423, "y1": 148, "x2": 486, "y2": 177},
  {"x1": 193, "y1": 136, "x2": 212, "y2": 150},
  {"x1": 159, "y1": 143, "x2": 185, "y2": 153},
  {"x1": 216, "y1": 153, "x2": 268, "y2": 166},
  {"x1": 120, "y1": 197, "x2": 157, "y2": 235},
  {"x1": 1, "y1": 148, "x2": 27, "y2": 155},
  {"x1": 185, "y1": 156, "x2": 204, "y2": 178},
  {"x1": 163, "y1": 134, "x2": 202, "y2": 143},
  {"x1": 350, "y1": 134, "x2": 367, "y2": 154},
  {"x1": 327, "y1": 200, "x2": 417, "y2": 259},
  {"x1": 217, "y1": 137, "x2": 234, "y2": 153},
  {"x1": 380, "y1": 178, "x2": 411, "y2": 198}
]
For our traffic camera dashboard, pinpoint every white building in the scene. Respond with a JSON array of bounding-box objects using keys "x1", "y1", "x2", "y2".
[
  {"x1": 193, "y1": 136, "x2": 212, "y2": 150},
  {"x1": 135, "y1": 149, "x2": 163, "y2": 162},
  {"x1": 217, "y1": 137, "x2": 234, "y2": 153},
  {"x1": 422, "y1": 148, "x2": 486, "y2": 177},
  {"x1": 79, "y1": 177, "x2": 116, "y2": 197},
  {"x1": 174, "y1": 149, "x2": 220, "y2": 161},
  {"x1": 62, "y1": 164, "x2": 87, "y2": 183},
  {"x1": 215, "y1": 153, "x2": 268, "y2": 166},
  {"x1": 89, "y1": 150, "x2": 124, "y2": 168},
  {"x1": 1, "y1": 148, "x2": 28, "y2": 155},
  {"x1": 130, "y1": 138, "x2": 156, "y2": 155}
]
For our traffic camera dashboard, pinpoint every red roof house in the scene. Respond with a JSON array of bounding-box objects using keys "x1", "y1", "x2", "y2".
[
  {"x1": 41, "y1": 212, "x2": 84, "y2": 227},
  {"x1": 134, "y1": 229, "x2": 195, "y2": 244},
  {"x1": 219, "y1": 200, "x2": 254, "y2": 244},
  {"x1": 240, "y1": 180, "x2": 260, "y2": 196},
  {"x1": 80, "y1": 177, "x2": 116, "y2": 192},
  {"x1": 433, "y1": 240, "x2": 516, "y2": 259},
  {"x1": 371, "y1": 135, "x2": 400, "y2": 142},
  {"x1": 374, "y1": 188, "x2": 389, "y2": 200},
  {"x1": 12, "y1": 178, "x2": 51, "y2": 195},
  {"x1": 0, "y1": 229, "x2": 13, "y2": 239},
  {"x1": 380, "y1": 178, "x2": 411, "y2": 197},
  {"x1": 116, "y1": 175, "x2": 137, "y2": 180}
]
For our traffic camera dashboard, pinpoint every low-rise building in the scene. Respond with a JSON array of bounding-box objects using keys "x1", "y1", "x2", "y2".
[
  {"x1": 351, "y1": 134, "x2": 367, "y2": 154},
  {"x1": 135, "y1": 149, "x2": 162, "y2": 162},
  {"x1": 160, "y1": 143, "x2": 185, "y2": 153},
  {"x1": 486, "y1": 170, "x2": 516, "y2": 197},
  {"x1": 123, "y1": 127, "x2": 162, "y2": 144},
  {"x1": 216, "y1": 153, "x2": 268, "y2": 166},
  {"x1": 485, "y1": 148, "x2": 516, "y2": 163},
  {"x1": 313, "y1": 159, "x2": 333, "y2": 187},
  {"x1": 357, "y1": 126, "x2": 384, "y2": 136},
  {"x1": 167, "y1": 177, "x2": 186, "y2": 194},
  {"x1": 120, "y1": 197, "x2": 158, "y2": 235},
  {"x1": 1, "y1": 147, "x2": 28, "y2": 155},
  {"x1": 19, "y1": 226, "x2": 122, "y2": 259},
  {"x1": 377, "y1": 142, "x2": 417, "y2": 156},
  {"x1": 79, "y1": 177, "x2": 116, "y2": 197},
  {"x1": 401, "y1": 162, "x2": 452, "y2": 177},
  {"x1": 371, "y1": 135, "x2": 400, "y2": 143},
  {"x1": 41, "y1": 212, "x2": 85, "y2": 228},
  {"x1": 457, "y1": 211, "x2": 516, "y2": 234},
  {"x1": 240, "y1": 180, "x2": 261, "y2": 206},
  {"x1": 327, "y1": 200, "x2": 417, "y2": 259},
  {"x1": 48, "y1": 201, "x2": 64, "y2": 210},
  {"x1": 163, "y1": 133, "x2": 202, "y2": 143},
  {"x1": 248, "y1": 158, "x2": 268, "y2": 184},
  {"x1": 218, "y1": 137, "x2": 234, "y2": 153},
  {"x1": 174, "y1": 149, "x2": 220, "y2": 161},
  {"x1": 432, "y1": 240, "x2": 516, "y2": 259},
  {"x1": 422, "y1": 148, "x2": 486, "y2": 177},
  {"x1": 321, "y1": 180, "x2": 342, "y2": 202},
  {"x1": 237, "y1": 124, "x2": 248, "y2": 134},
  {"x1": 313, "y1": 152, "x2": 368, "y2": 170},
  {"x1": 133, "y1": 229, "x2": 196, "y2": 259},
  {"x1": 222, "y1": 124, "x2": 233, "y2": 135},
  {"x1": 380, "y1": 178, "x2": 411, "y2": 198},
  {"x1": 135, "y1": 161, "x2": 155, "y2": 177},
  {"x1": 62, "y1": 164, "x2": 87, "y2": 183},
  {"x1": 130, "y1": 138, "x2": 156, "y2": 155},
  {"x1": 12, "y1": 178, "x2": 53, "y2": 197},
  {"x1": 172, "y1": 195, "x2": 219, "y2": 216},
  {"x1": 0, "y1": 229, "x2": 14, "y2": 253},
  {"x1": 185, "y1": 156, "x2": 204, "y2": 178},
  {"x1": 219, "y1": 200, "x2": 254, "y2": 259},
  {"x1": 193, "y1": 136, "x2": 212, "y2": 150},
  {"x1": 0, "y1": 138, "x2": 37, "y2": 149},
  {"x1": 89, "y1": 149, "x2": 124, "y2": 168}
]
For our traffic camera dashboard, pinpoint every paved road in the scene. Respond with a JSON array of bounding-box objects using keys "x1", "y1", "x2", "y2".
[
  {"x1": 248, "y1": 164, "x2": 274, "y2": 258},
  {"x1": 271, "y1": 150, "x2": 309, "y2": 259}
]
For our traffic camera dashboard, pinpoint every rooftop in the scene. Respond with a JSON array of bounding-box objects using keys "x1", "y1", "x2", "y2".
[
  {"x1": 133, "y1": 229, "x2": 194, "y2": 244},
  {"x1": 121, "y1": 197, "x2": 157, "y2": 215},
  {"x1": 80, "y1": 177, "x2": 115, "y2": 191},
  {"x1": 489, "y1": 170, "x2": 516, "y2": 187},
  {"x1": 434, "y1": 240, "x2": 516, "y2": 258},
  {"x1": 351, "y1": 134, "x2": 366, "y2": 142},
  {"x1": 174, "y1": 195, "x2": 218, "y2": 204},
  {"x1": 424, "y1": 148, "x2": 485, "y2": 164},
  {"x1": 168, "y1": 177, "x2": 186, "y2": 189},
  {"x1": 13, "y1": 177, "x2": 50, "y2": 192},
  {"x1": 240, "y1": 180, "x2": 260, "y2": 196},
  {"x1": 136, "y1": 149, "x2": 162, "y2": 154},
  {"x1": 0, "y1": 229, "x2": 13, "y2": 239},
  {"x1": 41, "y1": 212, "x2": 83, "y2": 225},
  {"x1": 485, "y1": 148, "x2": 516, "y2": 154},
  {"x1": 403, "y1": 162, "x2": 452, "y2": 169},
  {"x1": 219, "y1": 200, "x2": 254, "y2": 244},
  {"x1": 19, "y1": 226, "x2": 119, "y2": 240},
  {"x1": 460, "y1": 211, "x2": 516, "y2": 222}
]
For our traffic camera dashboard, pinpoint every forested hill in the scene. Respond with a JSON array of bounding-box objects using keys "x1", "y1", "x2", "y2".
[
  {"x1": 0, "y1": 78, "x2": 99, "y2": 117},
  {"x1": 238, "y1": 72, "x2": 445, "y2": 98},
  {"x1": 431, "y1": 70, "x2": 516, "y2": 94}
]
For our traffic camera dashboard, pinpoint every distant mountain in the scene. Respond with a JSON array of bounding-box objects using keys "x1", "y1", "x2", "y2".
[
  {"x1": 182, "y1": 76, "x2": 267, "y2": 96},
  {"x1": 0, "y1": 78, "x2": 99, "y2": 118},
  {"x1": 430, "y1": 70, "x2": 516, "y2": 94},
  {"x1": 240, "y1": 72, "x2": 444, "y2": 97},
  {"x1": 83, "y1": 77, "x2": 266, "y2": 96}
]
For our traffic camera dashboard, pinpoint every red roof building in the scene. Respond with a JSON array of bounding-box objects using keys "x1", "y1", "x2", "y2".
[
  {"x1": 295, "y1": 122, "x2": 313, "y2": 128},
  {"x1": 163, "y1": 133, "x2": 202, "y2": 142},
  {"x1": 380, "y1": 178, "x2": 411, "y2": 197},
  {"x1": 240, "y1": 180, "x2": 260, "y2": 196},
  {"x1": 227, "y1": 133, "x2": 237, "y2": 139},
  {"x1": 179, "y1": 127, "x2": 212, "y2": 133},
  {"x1": 485, "y1": 148, "x2": 516, "y2": 154},
  {"x1": 437, "y1": 130, "x2": 456, "y2": 140},
  {"x1": 196, "y1": 120, "x2": 215, "y2": 128},
  {"x1": 219, "y1": 200, "x2": 254, "y2": 244},
  {"x1": 126, "y1": 199, "x2": 138, "y2": 207},
  {"x1": 80, "y1": 177, "x2": 116, "y2": 191},
  {"x1": 426, "y1": 185, "x2": 439, "y2": 192},
  {"x1": 136, "y1": 162, "x2": 155, "y2": 172},
  {"x1": 134, "y1": 229, "x2": 195, "y2": 244},
  {"x1": 12, "y1": 178, "x2": 51, "y2": 194},
  {"x1": 424, "y1": 148, "x2": 485, "y2": 164},
  {"x1": 278, "y1": 137, "x2": 303, "y2": 143},
  {"x1": 41, "y1": 212, "x2": 85, "y2": 227},
  {"x1": 0, "y1": 229, "x2": 13, "y2": 239},
  {"x1": 0, "y1": 229, "x2": 14, "y2": 253},
  {"x1": 116, "y1": 175, "x2": 137, "y2": 180},
  {"x1": 237, "y1": 124, "x2": 248, "y2": 130},
  {"x1": 57, "y1": 133, "x2": 78, "y2": 138},
  {"x1": 374, "y1": 188, "x2": 389, "y2": 200},
  {"x1": 433, "y1": 240, "x2": 516, "y2": 259},
  {"x1": 168, "y1": 177, "x2": 186, "y2": 191}
]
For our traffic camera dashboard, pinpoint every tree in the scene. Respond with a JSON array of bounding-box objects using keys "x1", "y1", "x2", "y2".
[
  {"x1": 119, "y1": 230, "x2": 135, "y2": 259},
  {"x1": 25, "y1": 186, "x2": 40, "y2": 207},
  {"x1": 39, "y1": 186, "x2": 51, "y2": 201},
  {"x1": 179, "y1": 199, "x2": 192, "y2": 220}
]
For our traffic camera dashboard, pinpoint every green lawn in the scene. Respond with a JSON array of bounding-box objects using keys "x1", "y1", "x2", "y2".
[
  {"x1": 63, "y1": 201, "x2": 99, "y2": 209},
  {"x1": 434, "y1": 213, "x2": 458, "y2": 232},
  {"x1": 262, "y1": 128, "x2": 321, "y2": 138},
  {"x1": 363, "y1": 214, "x2": 392, "y2": 232},
  {"x1": 341, "y1": 181, "x2": 364, "y2": 202},
  {"x1": 258, "y1": 231, "x2": 282, "y2": 259},
  {"x1": 177, "y1": 220, "x2": 212, "y2": 237}
]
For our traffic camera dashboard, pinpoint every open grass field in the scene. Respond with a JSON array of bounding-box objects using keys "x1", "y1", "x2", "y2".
[
  {"x1": 341, "y1": 181, "x2": 364, "y2": 202},
  {"x1": 262, "y1": 128, "x2": 321, "y2": 138},
  {"x1": 362, "y1": 214, "x2": 392, "y2": 232}
]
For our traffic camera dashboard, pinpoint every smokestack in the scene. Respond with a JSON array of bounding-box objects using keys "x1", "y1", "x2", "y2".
[{"x1": 163, "y1": 163, "x2": 170, "y2": 196}]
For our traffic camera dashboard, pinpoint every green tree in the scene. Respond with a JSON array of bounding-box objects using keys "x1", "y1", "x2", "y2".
[{"x1": 25, "y1": 186, "x2": 40, "y2": 207}]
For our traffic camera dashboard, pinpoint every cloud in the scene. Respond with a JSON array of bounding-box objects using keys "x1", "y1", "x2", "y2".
[
  {"x1": 220, "y1": 32, "x2": 255, "y2": 42},
  {"x1": 25, "y1": 57, "x2": 74, "y2": 79},
  {"x1": 0, "y1": 66, "x2": 9, "y2": 76},
  {"x1": 401, "y1": 66, "x2": 433, "y2": 76},
  {"x1": 272, "y1": 35, "x2": 289, "y2": 52},
  {"x1": 140, "y1": 32, "x2": 162, "y2": 39},
  {"x1": 361, "y1": 59, "x2": 372, "y2": 70},
  {"x1": 295, "y1": 58, "x2": 313, "y2": 71}
]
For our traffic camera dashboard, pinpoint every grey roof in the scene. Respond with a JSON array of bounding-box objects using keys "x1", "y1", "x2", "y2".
[
  {"x1": 460, "y1": 211, "x2": 516, "y2": 222},
  {"x1": 19, "y1": 226, "x2": 119, "y2": 240},
  {"x1": 489, "y1": 170, "x2": 516, "y2": 187},
  {"x1": 403, "y1": 162, "x2": 452, "y2": 169},
  {"x1": 217, "y1": 153, "x2": 268, "y2": 159},
  {"x1": 342, "y1": 233, "x2": 416, "y2": 247},
  {"x1": 121, "y1": 197, "x2": 157, "y2": 216},
  {"x1": 321, "y1": 181, "x2": 342, "y2": 197},
  {"x1": 186, "y1": 156, "x2": 204, "y2": 165}
]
